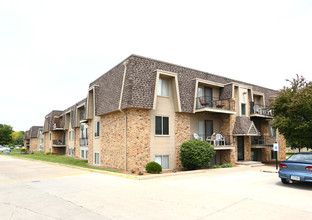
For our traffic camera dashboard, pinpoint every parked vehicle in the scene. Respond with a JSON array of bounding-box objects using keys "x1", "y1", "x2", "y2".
[
  {"x1": 15, "y1": 146, "x2": 20, "y2": 149},
  {"x1": 279, "y1": 152, "x2": 312, "y2": 184},
  {"x1": 0, "y1": 146, "x2": 10, "y2": 152},
  {"x1": 10, "y1": 146, "x2": 14, "y2": 149}
]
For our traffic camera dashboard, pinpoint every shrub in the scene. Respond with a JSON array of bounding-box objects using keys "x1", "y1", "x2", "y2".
[
  {"x1": 180, "y1": 139, "x2": 215, "y2": 170},
  {"x1": 145, "y1": 161, "x2": 162, "y2": 174},
  {"x1": 220, "y1": 163, "x2": 233, "y2": 168},
  {"x1": 138, "y1": 171, "x2": 143, "y2": 175},
  {"x1": 46, "y1": 152, "x2": 52, "y2": 155},
  {"x1": 130, "y1": 169, "x2": 135, "y2": 174}
]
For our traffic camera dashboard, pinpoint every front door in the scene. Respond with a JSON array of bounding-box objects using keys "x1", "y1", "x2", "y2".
[{"x1": 237, "y1": 136, "x2": 244, "y2": 160}]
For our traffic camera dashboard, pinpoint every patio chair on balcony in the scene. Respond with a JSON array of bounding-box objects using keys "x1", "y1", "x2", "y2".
[
  {"x1": 199, "y1": 98, "x2": 209, "y2": 107},
  {"x1": 215, "y1": 134, "x2": 225, "y2": 146},
  {"x1": 253, "y1": 105, "x2": 262, "y2": 114},
  {"x1": 206, "y1": 133, "x2": 216, "y2": 145}
]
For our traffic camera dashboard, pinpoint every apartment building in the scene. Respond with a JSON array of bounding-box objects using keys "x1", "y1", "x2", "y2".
[
  {"x1": 84, "y1": 55, "x2": 286, "y2": 171},
  {"x1": 40, "y1": 54, "x2": 286, "y2": 172},
  {"x1": 24, "y1": 126, "x2": 44, "y2": 151},
  {"x1": 42, "y1": 99, "x2": 88, "y2": 160}
]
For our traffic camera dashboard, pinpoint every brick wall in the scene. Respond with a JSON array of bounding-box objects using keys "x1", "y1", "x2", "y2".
[
  {"x1": 126, "y1": 108, "x2": 151, "y2": 171},
  {"x1": 88, "y1": 119, "x2": 94, "y2": 165},
  {"x1": 175, "y1": 112, "x2": 191, "y2": 168},
  {"x1": 100, "y1": 111, "x2": 125, "y2": 170},
  {"x1": 29, "y1": 138, "x2": 38, "y2": 151},
  {"x1": 75, "y1": 127, "x2": 80, "y2": 158}
]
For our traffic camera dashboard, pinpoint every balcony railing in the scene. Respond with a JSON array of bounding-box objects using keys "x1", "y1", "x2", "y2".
[
  {"x1": 196, "y1": 96, "x2": 235, "y2": 112},
  {"x1": 52, "y1": 140, "x2": 66, "y2": 146},
  {"x1": 250, "y1": 102, "x2": 273, "y2": 117},
  {"x1": 191, "y1": 133, "x2": 234, "y2": 146},
  {"x1": 80, "y1": 138, "x2": 88, "y2": 146},
  {"x1": 251, "y1": 135, "x2": 276, "y2": 145}
]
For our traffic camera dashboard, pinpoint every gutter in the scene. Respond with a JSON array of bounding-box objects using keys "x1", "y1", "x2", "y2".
[{"x1": 119, "y1": 60, "x2": 129, "y2": 172}]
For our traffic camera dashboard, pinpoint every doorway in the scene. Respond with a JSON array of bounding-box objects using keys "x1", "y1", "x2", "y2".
[{"x1": 237, "y1": 136, "x2": 244, "y2": 160}]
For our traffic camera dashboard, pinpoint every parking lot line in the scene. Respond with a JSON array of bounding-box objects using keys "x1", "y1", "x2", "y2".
[{"x1": 0, "y1": 171, "x2": 90, "y2": 184}]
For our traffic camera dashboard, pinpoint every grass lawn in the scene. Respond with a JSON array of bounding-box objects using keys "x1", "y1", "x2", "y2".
[{"x1": 4, "y1": 149, "x2": 121, "y2": 173}]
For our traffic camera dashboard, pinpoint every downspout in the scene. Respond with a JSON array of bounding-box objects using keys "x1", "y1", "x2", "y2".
[{"x1": 119, "y1": 60, "x2": 129, "y2": 171}]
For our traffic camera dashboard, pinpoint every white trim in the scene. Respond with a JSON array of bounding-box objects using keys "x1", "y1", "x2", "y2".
[
  {"x1": 77, "y1": 102, "x2": 86, "y2": 109},
  {"x1": 195, "y1": 78, "x2": 225, "y2": 87},
  {"x1": 153, "y1": 70, "x2": 181, "y2": 112},
  {"x1": 119, "y1": 60, "x2": 128, "y2": 110},
  {"x1": 93, "y1": 152, "x2": 100, "y2": 165}
]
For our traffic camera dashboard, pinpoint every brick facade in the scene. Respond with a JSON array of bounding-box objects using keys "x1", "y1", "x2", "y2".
[
  {"x1": 175, "y1": 113, "x2": 191, "y2": 168},
  {"x1": 126, "y1": 109, "x2": 151, "y2": 171}
]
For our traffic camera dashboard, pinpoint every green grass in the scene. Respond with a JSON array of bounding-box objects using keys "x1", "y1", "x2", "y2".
[{"x1": 4, "y1": 150, "x2": 121, "y2": 173}]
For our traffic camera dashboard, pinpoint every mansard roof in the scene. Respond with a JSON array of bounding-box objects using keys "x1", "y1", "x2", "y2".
[{"x1": 90, "y1": 54, "x2": 277, "y2": 116}]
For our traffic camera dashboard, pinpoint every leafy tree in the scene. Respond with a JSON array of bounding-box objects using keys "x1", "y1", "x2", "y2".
[
  {"x1": 270, "y1": 75, "x2": 312, "y2": 151},
  {"x1": 180, "y1": 139, "x2": 215, "y2": 170},
  {"x1": 11, "y1": 131, "x2": 24, "y2": 146},
  {"x1": 0, "y1": 124, "x2": 13, "y2": 145}
]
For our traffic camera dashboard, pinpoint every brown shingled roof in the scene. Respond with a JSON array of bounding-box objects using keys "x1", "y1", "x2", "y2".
[
  {"x1": 232, "y1": 116, "x2": 260, "y2": 136},
  {"x1": 89, "y1": 55, "x2": 277, "y2": 116},
  {"x1": 29, "y1": 126, "x2": 43, "y2": 138}
]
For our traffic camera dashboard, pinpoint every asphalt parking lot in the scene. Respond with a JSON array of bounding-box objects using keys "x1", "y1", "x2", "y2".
[{"x1": 0, "y1": 156, "x2": 311, "y2": 220}]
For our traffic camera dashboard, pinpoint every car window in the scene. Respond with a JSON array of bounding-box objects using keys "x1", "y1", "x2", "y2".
[{"x1": 288, "y1": 154, "x2": 312, "y2": 162}]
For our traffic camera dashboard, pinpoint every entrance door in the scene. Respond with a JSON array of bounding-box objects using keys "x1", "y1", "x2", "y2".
[
  {"x1": 237, "y1": 136, "x2": 244, "y2": 160},
  {"x1": 205, "y1": 120, "x2": 213, "y2": 141}
]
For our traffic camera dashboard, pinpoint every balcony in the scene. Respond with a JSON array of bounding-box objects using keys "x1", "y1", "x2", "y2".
[
  {"x1": 251, "y1": 135, "x2": 276, "y2": 148},
  {"x1": 250, "y1": 102, "x2": 273, "y2": 118},
  {"x1": 52, "y1": 140, "x2": 66, "y2": 147},
  {"x1": 191, "y1": 133, "x2": 235, "y2": 150},
  {"x1": 80, "y1": 138, "x2": 88, "y2": 146},
  {"x1": 53, "y1": 117, "x2": 64, "y2": 130},
  {"x1": 195, "y1": 96, "x2": 236, "y2": 114}
]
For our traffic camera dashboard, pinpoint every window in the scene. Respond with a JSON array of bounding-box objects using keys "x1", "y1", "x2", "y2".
[
  {"x1": 155, "y1": 116, "x2": 169, "y2": 135},
  {"x1": 94, "y1": 152, "x2": 100, "y2": 165},
  {"x1": 86, "y1": 150, "x2": 88, "y2": 159},
  {"x1": 271, "y1": 150, "x2": 277, "y2": 160},
  {"x1": 81, "y1": 150, "x2": 84, "y2": 158},
  {"x1": 241, "y1": 103, "x2": 246, "y2": 116},
  {"x1": 157, "y1": 77, "x2": 169, "y2": 97},
  {"x1": 95, "y1": 121, "x2": 100, "y2": 137},
  {"x1": 155, "y1": 155, "x2": 169, "y2": 169},
  {"x1": 39, "y1": 130, "x2": 43, "y2": 135},
  {"x1": 270, "y1": 125, "x2": 276, "y2": 137},
  {"x1": 49, "y1": 133, "x2": 51, "y2": 140},
  {"x1": 72, "y1": 130, "x2": 75, "y2": 140}
]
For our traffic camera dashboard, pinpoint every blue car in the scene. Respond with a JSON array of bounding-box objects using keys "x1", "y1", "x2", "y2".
[{"x1": 278, "y1": 152, "x2": 312, "y2": 184}]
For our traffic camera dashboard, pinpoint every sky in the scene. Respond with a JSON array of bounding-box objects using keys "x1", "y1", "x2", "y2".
[{"x1": 0, "y1": 0, "x2": 311, "y2": 131}]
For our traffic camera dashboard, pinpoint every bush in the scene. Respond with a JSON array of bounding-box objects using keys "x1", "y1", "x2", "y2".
[
  {"x1": 180, "y1": 139, "x2": 215, "y2": 170},
  {"x1": 145, "y1": 161, "x2": 162, "y2": 174},
  {"x1": 220, "y1": 163, "x2": 233, "y2": 168},
  {"x1": 46, "y1": 152, "x2": 53, "y2": 155}
]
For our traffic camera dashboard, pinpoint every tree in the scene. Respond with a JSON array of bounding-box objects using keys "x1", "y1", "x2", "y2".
[
  {"x1": 270, "y1": 75, "x2": 312, "y2": 151},
  {"x1": 11, "y1": 131, "x2": 24, "y2": 146},
  {"x1": 180, "y1": 139, "x2": 215, "y2": 170},
  {"x1": 0, "y1": 124, "x2": 13, "y2": 145}
]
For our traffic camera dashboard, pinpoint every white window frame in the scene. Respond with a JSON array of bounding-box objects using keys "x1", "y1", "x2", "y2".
[
  {"x1": 94, "y1": 152, "x2": 100, "y2": 165},
  {"x1": 157, "y1": 77, "x2": 169, "y2": 97},
  {"x1": 155, "y1": 155, "x2": 169, "y2": 169}
]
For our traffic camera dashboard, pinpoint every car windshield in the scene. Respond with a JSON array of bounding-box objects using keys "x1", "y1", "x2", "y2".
[{"x1": 288, "y1": 153, "x2": 312, "y2": 162}]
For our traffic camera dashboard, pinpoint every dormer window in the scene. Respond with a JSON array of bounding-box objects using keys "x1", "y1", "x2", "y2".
[{"x1": 157, "y1": 77, "x2": 169, "y2": 97}]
